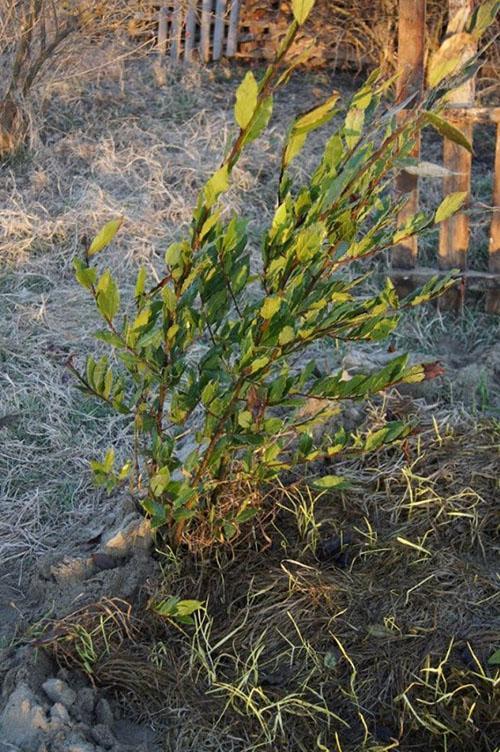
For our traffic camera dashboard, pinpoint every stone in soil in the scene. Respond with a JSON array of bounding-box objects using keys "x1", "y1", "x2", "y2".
[
  {"x1": 42, "y1": 678, "x2": 77, "y2": 708},
  {"x1": 0, "y1": 683, "x2": 50, "y2": 752}
]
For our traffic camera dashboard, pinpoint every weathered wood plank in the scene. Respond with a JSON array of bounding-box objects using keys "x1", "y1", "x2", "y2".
[
  {"x1": 486, "y1": 123, "x2": 500, "y2": 313},
  {"x1": 213, "y1": 0, "x2": 227, "y2": 60},
  {"x1": 200, "y1": 0, "x2": 213, "y2": 63},
  {"x1": 170, "y1": 2, "x2": 183, "y2": 62},
  {"x1": 184, "y1": 0, "x2": 197, "y2": 63},
  {"x1": 158, "y1": 7, "x2": 168, "y2": 57},
  {"x1": 393, "y1": 0, "x2": 426, "y2": 271},
  {"x1": 438, "y1": 0, "x2": 476, "y2": 272},
  {"x1": 226, "y1": 0, "x2": 240, "y2": 58}
]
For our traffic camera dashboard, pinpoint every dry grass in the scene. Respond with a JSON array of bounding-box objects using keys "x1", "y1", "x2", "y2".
[{"x1": 38, "y1": 414, "x2": 500, "y2": 751}]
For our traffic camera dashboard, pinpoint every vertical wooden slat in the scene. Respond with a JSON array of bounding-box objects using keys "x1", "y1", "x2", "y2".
[
  {"x1": 226, "y1": 0, "x2": 241, "y2": 58},
  {"x1": 393, "y1": 0, "x2": 426, "y2": 271},
  {"x1": 170, "y1": 2, "x2": 183, "y2": 61},
  {"x1": 184, "y1": 0, "x2": 197, "y2": 63},
  {"x1": 486, "y1": 123, "x2": 500, "y2": 313},
  {"x1": 213, "y1": 0, "x2": 227, "y2": 60},
  {"x1": 158, "y1": 7, "x2": 168, "y2": 57},
  {"x1": 438, "y1": 0, "x2": 476, "y2": 273},
  {"x1": 200, "y1": 0, "x2": 213, "y2": 63}
]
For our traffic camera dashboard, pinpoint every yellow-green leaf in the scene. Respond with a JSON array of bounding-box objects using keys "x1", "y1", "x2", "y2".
[
  {"x1": 235, "y1": 71, "x2": 258, "y2": 130},
  {"x1": 260, "y1": 296, "x2": 282, "y2": 319},
  {"x1": 283, "y1": 131, "x2": 307, "y2": 168},
  {"x1": 204, "y1": 164, "x2": 230, "y2": 207},
  {"x1": 279, "y1": 325, "x2": 295, "y2": 345},
  {"x1": 294, "y1": 93, "x2": 340, "y2": 133},
  {"x1": 344, "y1": 107, "x2": 364, "y2": 149},
  {"x1": 427, "y1": 33, "x2": 474, "y2": 88},
  {"x1": 88, "y1": 217, "x2": 123, "y2": 256},
  {"x1": 424, "y1": 112, "x2": 472, "y2": 154},
  {"x1": 292, "y1": 0, "x2": 315, "y2": 24},
  {"x1": 434, "y1": 191, "x2": 467, "y2": 224},
  {"x1": 150, "y1": 466, "x2": 170, "y2": 497}
]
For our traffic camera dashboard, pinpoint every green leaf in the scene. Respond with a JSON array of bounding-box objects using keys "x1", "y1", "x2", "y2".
[
  {"x1": 165, "y1": 241, "x2": 183, "y2": 267},
  {"x1": 313, "y1": 475, "x2": 349, "y2": 489},
  {"x1": 283, "y1": 131, "x2": 307, "y2": 168},
  {"x1": 96, "y1": 270, "x2": 120, "y2": 321},
  {"x1": 235, "y1": 71, "x2": 258, "y2": 130},
  {"x1": 487, "y1": 648, "x2": 500, "y2": 666},
  {"x1": 260, "y1": 296, "x2": 282, "y2": 319},
  {"x1": 176, "y1": 599, "x2": 204, "y2": 617},
  {"x1": 150, "y1": 466, "x2": 171, "y2": 497},
  {"x1": 344, "y1": 107, "x2": 364, "y2": 149},
  {"x1": 434, "y1": 191, "x2": 468, "y2": 224},
  {"x1": 294, "y1": 93, "x2": 340, "y2": 134},
  {"x1": 292, "y1": 0, "x2": 315, "y2": 24},
  {"x1": 468, "y1": 0, "x2": 499, "y2": 37},
  {"x1": 238, "y1": 410, "x2": 253, "y2": 428},
  {"x1": 279, "y1": 325, "x2": 295, "y2": 345},
  {"x1": 88, "y1": 218, "x2": 123, "y2": 256},
  {"x1": 134, "y1": 267, "x2": 147, "y2": 297},
  {"x1": 204, "y1": 164, "x2": 230, "y2": 208},
  {"x1": 424, "y1": 112, "x2": 472, "y2": 154},
  {"x1": 73, "y1": 258, "x2": 97, "y2": 290}
]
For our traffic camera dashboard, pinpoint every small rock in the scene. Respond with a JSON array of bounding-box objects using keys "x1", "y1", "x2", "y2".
[
  {"x1": 0, "y1": 683, "x2": 50, "y2": 752},
  {"x1": 50, "y1": 702, "x2": 71, "y2": 726},
  {"x1": 73, "y1": 687, "x2": 97, "y2": 723},
  {"x1": 48, "y1": 557, "x2": 94, "y2": 585},
  {"x1": 101, "y1": 514, "x2": 152, "y2": 557},
  {"x1": 94, "y1": 698, "x2": 114, "y2": 727},
  {"x1": 62, "y1": 734, "x2": 96, "y2": 752},
  {"x1": 42, "y1": 678, "x2": 76, "y2": 708},
  {"x1": 91, "y1": 724, "x2": 116, "y2": 749}
]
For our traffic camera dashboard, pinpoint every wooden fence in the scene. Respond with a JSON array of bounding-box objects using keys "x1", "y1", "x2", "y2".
[
  {"x1": 144, "y1": 0, "x2": 499, "y2": 311},
  {"x1": 392, "y1": 0, "x2": 500, "y2": 312},
  {"x1": 145, "y1": 1, "x2": 241, "y2": 63}
]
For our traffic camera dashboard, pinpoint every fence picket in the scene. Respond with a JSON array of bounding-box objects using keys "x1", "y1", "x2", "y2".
[
  {"x1": 226, "y1": 0, "x2": 241, "y2": 57},
  {"x1": 487, "y1": 123, "x2": 500, "y2": 313},
  {"x1": 185, "y1": 0, "x2": 198, "y2": 62},
  {"x1": 213, "y1": 0, "x2": 227, "y2": 60},
  {"x1": 158, "y1": 7, "x2": 168, "y2": 57},
  {"x1": 170, "y1": 3, "x2": 184, "y2": 61},
  {"x1": 201, "y1": 0, "x2": 213, "y2": 63}
]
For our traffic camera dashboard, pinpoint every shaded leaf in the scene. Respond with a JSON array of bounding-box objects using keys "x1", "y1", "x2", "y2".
[{"x1": 424, "y1": 112, "x2": 472, "y2": 153}]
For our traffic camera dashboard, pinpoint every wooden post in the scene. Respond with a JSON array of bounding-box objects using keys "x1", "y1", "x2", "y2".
[
  {"x1": 438, "y1": 0, "x2": 476, "y2": 274},
  {"x1": 393, "y1": 0, "x2": 426, "y2": 271},
  {"x1": 185, "y1": 0, "x2": 197, "y2": 63},
  {"x1": 170, "y1": 2, "x2": 183, "y2": 62},
  {"x1": 226, "y1": 0, "x2": 241, "y2": 58},
  {"x1": 158, "y1": 7, "x2": 168, "y2": 57},
  {"x1": 200, "y1": 0, "x2": 213, "y2": 63},
  {"x1": 213, "y1": 0, "x2": 227, "y2": 60},
  {"x1": 486, "y1": 123, "x2": 500, "y2": 313}
]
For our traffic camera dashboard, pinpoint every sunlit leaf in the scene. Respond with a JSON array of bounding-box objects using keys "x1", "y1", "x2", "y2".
[
  {"x1": 434, "y1": 191, "x2": 468, "y2": 223},
  {"x1": 88, "y1": 217, "x2": 123, "y2": 256}
]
